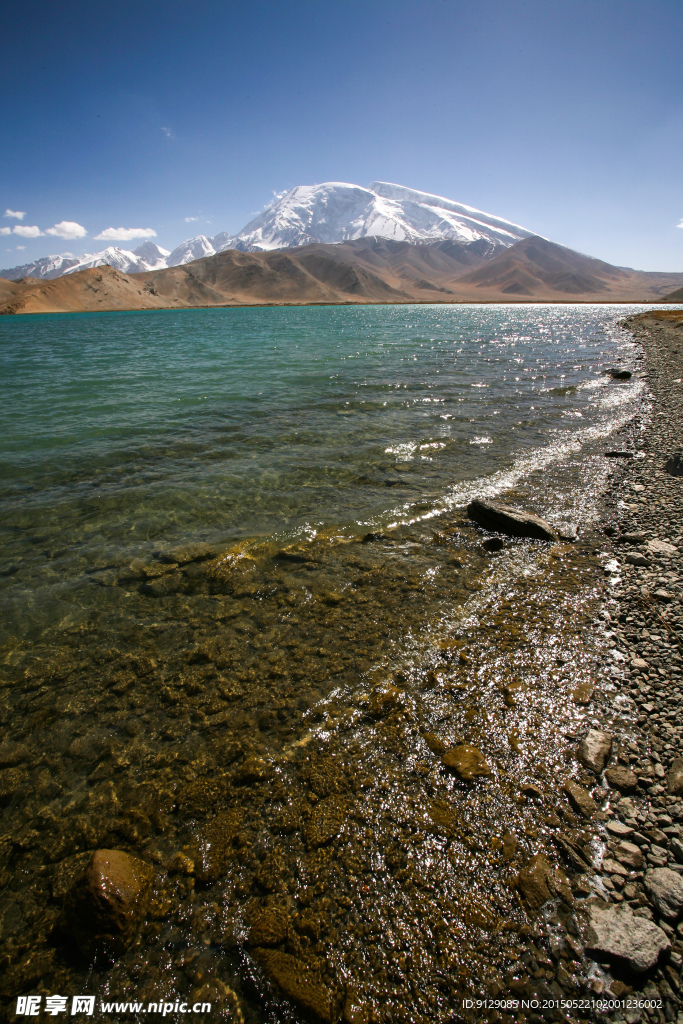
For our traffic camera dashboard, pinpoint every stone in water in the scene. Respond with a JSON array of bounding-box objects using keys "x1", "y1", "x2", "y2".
[
  {"x1": 467, "y1": 498, "x2": 555, "y2": 541},
  {"x1": 442, "y1": 745, "x2": 491, "y2": 781}
]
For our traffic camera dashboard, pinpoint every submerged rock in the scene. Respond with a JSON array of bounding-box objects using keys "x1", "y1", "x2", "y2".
[
  {"x1": 254, "y1": 949, "x2": 332, "y2": 1023},
  {"x1": 442, "y1": 745, "x2": 491, "y2": 781},
  {"x1": 422, "y1": 732, "x2": 447, "y2": 755},
  {"x1": 467, "y1": 499, "x2": 555, "y2": 541},
  {"x1": 556, "y1": 522, "x2": 579, "y2": 541},
  {"x1": 234, "y1": 756, "x2": 271, "y2": 785},
  {"x1": 248, "y1": 906, "x2": 290, "y2": 947},
  {"x1": 584, "y1": 902, "x2": 670, "y2": 972},
  {"x1": 578, "y1": 729, "x2": 612, "y2": 774},
  {"x1": 571, "y1": 682, "x2": 594, "y2": 705},
  {"x1": 368, "y1": 685, "x2": 402, "y2": 718},
  {"x1": 554, "y1": 834, "x2": 592, "y2": 873},
  {"x1": 501, "y1": 832, "x2": 518, "y2": 862},
  {"x1": 482, "y1": 536, "x2": 504, "y2": 552},
  {"x1": 518, "y1": 853, "x2": 555, "y2": 912},
  {"x1": 160, "y1": 542, "x2": 215, "y2": 565},
  {"x1": 304, "y1": 796, "x2": 345, "y2": 848},
  {"x1": 563, "y1": 779, "x2": 597, "y2": 818},
  {"x1": 644, "y1": 868, "x2": 683, "y2": 919},
  {"x1": 61, "y1": 849, "x2": 153, "y2": 958},
  {"x1": 190, "y1": 982, "x2": 244, "y2": 1024},
  {"x1": 0, "y1": 741, "x2": 30, "y2": 768}
]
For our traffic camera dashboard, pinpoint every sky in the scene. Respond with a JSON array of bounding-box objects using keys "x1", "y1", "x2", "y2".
[{"x1": 2, "y1": 0, "x2": 682, "y2": 272}]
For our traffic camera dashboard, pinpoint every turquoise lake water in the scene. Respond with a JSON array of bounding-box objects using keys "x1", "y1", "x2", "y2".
[
  {"x1": 1, "y1": 304, "x2": 642, "y2": 529},
  {"x1": 0, "y1": 303, "x2": 645, "y2": 642}
]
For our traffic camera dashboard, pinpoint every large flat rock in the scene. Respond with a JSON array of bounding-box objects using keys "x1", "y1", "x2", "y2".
[
  {"x1": 584, "y1": 902, "x2": 670, "y2": 972},
  {"x1": 466, "y1": 499, "x2": 556, "y2": 541},
  {"x1": 644, "y1": 868, "x2": 683, "y2": 919}
]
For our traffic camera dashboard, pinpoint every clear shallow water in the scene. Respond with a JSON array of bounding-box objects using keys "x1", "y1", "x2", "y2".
[
  {"x1": 0, "y1": 304, "x2": 650, "y2": 1021},
  {"x1": 0, "y1": 304, "x2": 643, "y2": 642}
]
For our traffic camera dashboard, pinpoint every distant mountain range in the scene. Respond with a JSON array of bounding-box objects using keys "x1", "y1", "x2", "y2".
[
  {"x1": 1, "y1": 182, "x2": 534, "y2": 281},
  {"x1": 1, "y1": 240, "x2": 172, "y2": 281},
  {"x1": 2, "y1": 235, "x2": 683, "y2": 315}
]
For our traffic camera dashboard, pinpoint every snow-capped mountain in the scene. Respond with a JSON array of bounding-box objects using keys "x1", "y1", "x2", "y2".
[
  {"x1": 1, "y1": 241, "x2": 171, "y2": 281},
  {"x1": 166, "y1": 235, "x2": 217, "y2": 267},
  {"x1": 0, "y1": 182, "x2": 534, "y2": 280},
  {"x1": 1, "y1": 253, "x2": 84, "y2": 280},
  {"x1": 125, "y1": 241, "x2": 171, "y2": 270},
  {"x1": 230, "y1": 181, "x2": 533, "y2": 251}
]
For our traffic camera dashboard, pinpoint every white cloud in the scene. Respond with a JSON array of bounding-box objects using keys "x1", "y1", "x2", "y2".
[
  {"x1": 678, "y1": 219, "x2": 683, "y2": 229},
  {"x1": 161, "y1": 126, "x2": 174, "y2": 139},
  {"x1": 4, "y1": 209, "x2": 26, "y2": 220},
  {"x1": 184, "y1": 216, "x2": 199, "y2": 222},
  {"x1": 16, "y1": 245, "x2": 26, "y2": 250},
  {"x1": 0, "y1": 227, "x2": 10, "y2": 236},
  {"x1": 94, "y1": 226, "x2": 157, "y2": 241},
  {"x1": 46, "y1": 220, "x2": 87, "y2": 239},
  {"x1": 13, "y1": 225, "x2": 43, "y2": 238}
]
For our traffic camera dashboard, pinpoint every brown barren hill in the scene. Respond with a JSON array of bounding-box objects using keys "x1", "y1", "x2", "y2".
[
  {"x1": 0, "y1": 265, "x2": 173, "y2": 315},
  {"x1": 2, "y1": 237, "x2": 683, "y2": 314},
  {"x1": 449, "y1": 236, "x2": 683, "y2": 301}
]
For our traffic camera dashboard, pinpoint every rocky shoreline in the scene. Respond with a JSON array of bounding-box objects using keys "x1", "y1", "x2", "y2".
[{"x1": 491, "y1": 309, "x2": 683, "y2": 1024}]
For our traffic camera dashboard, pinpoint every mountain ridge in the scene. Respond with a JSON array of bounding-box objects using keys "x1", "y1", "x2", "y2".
[{"x1": 2, "y1": 235, "x2": 682, "y2": 315}]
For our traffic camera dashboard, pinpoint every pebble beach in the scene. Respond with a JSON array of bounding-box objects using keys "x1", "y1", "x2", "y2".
[{"x1": 489, "y1": 308, "x2": 683, "y2": 1024}]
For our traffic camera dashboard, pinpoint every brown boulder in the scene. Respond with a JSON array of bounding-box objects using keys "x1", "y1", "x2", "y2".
[
  {"x1": 61, "y1": 849, "x2": 153, "y2": 957},
  {"x1": 441, "y1": 745, "x2": 491, "y2": 781},
  {"x1": 614, "y1": 840, "x2": 643, "y2": 870},
  {"x1": 518, "y1": 853, "x2": 554, "y2": 912},
  {"x1": 605, "y1": 766, "x2": 638, "y2": 792},
  {"x1": 563, "y1": 780, "x2": 597, "y2": 818}
]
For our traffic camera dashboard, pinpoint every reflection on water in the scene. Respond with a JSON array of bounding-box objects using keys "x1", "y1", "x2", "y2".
[{"x1": 0, "y1": 305, "x2": 644, "y2": 1020}]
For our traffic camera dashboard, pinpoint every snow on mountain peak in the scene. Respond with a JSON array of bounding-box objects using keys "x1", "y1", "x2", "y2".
[
  {"x1": 230, "y1": 181, "x2": 533, "y2": 252},
  {"x1": 167, "y1": 235, "x2": 217, "y2": 266}
]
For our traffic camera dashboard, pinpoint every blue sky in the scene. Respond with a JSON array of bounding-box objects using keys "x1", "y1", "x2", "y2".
[{"x1": 2, "y1": 0, "x2": 682, "y2": 271}]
